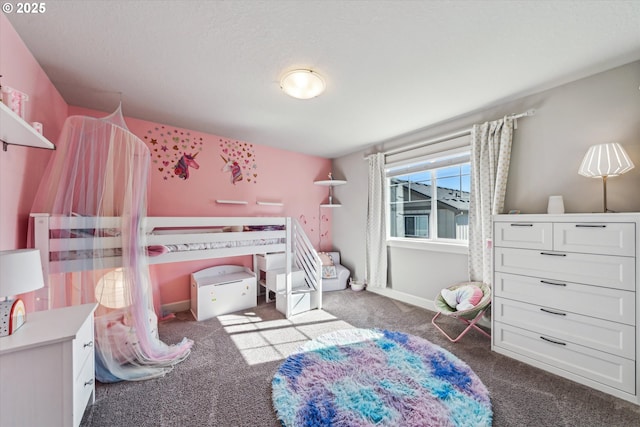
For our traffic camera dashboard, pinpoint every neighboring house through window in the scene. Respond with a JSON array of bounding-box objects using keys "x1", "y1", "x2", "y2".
[{"x1": 385, "y1": 134, "x2": 470, "y2": 249}]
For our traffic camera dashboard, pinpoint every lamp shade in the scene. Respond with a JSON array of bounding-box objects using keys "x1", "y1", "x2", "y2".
[
  {"x1": 0, "y1": 249, "x2": 45, "y2": 297},
  {"x1": 280, "y1": 69, "x2": 325, "y2": 99},
  {"x1": 95, "y1": 268, "x2": 128, "y2": 309},
  {"x1": 578, "y1": 142, "x2": 635, "y2": 178}
]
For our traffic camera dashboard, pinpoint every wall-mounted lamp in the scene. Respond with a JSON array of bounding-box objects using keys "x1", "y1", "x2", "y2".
[
  {"x1": 280, "y1": 69, "x2": 326, "y2": 99},
  {"x1": 578, "y1": 142, "x2": 635, "y2": 212}
]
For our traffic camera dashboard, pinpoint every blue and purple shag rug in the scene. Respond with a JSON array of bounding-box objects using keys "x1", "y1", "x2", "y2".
[{"x1": 272, "y1": 328, "x2": 492, "y2": 427}]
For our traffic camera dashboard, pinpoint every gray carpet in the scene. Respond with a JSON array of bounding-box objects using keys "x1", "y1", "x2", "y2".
[{"x1": 80, "y1": 290, "x2": 640, "y2": 427}]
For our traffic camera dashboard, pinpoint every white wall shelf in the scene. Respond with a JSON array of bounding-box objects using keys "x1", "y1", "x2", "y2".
[
  {"x1": 216, "y1": 200, "x2": 248, "y2": 205},
  {"x1": 314, "y1": 179, "x2": 347, "y2": 186},
  {"x1": 256, "y1": 201, "x2": 284, "y2": 206},
  {"x1": 0, "y1": 102, "x2": 55, "y2": 151},
  {"x1": 314, "y1": 179, "x2": 346, "y2": 207}
]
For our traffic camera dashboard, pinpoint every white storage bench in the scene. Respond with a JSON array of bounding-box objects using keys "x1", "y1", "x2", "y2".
[{"x1": 190, "y1": 265, "x2": 257, "y2": 321}]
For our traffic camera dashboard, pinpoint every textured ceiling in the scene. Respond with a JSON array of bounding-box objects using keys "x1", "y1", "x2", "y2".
[{"x1": 6, "y1": 1, "x2": 640, "y2": 158}]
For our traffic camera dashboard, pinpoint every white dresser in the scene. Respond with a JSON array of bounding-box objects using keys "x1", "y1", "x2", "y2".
[
  {"x1": 0, "y1": 303, "x2": 97, "y2": 426},
  {"x1": 492, "y1": 213, "x2": 639, "y2": 405}
]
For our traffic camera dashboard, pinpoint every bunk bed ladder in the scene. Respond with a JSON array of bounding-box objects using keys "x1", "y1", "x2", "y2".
[{"x1": 282, "y1": 218, "x2": 322, "y2": 318}]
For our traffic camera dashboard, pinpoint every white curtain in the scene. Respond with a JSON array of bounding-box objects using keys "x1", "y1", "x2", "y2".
[
  {"x1": 468, "y1": 117, "x2": 514, "y2": 284},
  {"x1": 365, "y1": 153, "x2": 388, "y2": 288}
]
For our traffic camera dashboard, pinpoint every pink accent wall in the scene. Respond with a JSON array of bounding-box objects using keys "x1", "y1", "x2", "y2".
[
  {"x1": 0, "y1": 14, "x2": 68, "y2": 250},
  {"x1": 2, "y1": 17, "x2": 332, "y2": 312},
  {"x1": 69, "y1": 106, "x2": 333, "y2": 308}
]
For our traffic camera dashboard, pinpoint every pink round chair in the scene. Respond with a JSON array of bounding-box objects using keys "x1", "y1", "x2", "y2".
[{"x1": 431, "y1": 282, "x2": 492, "y2": 343}]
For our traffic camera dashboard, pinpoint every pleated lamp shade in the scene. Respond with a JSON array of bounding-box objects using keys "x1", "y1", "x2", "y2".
[
  {"x1": 578, "y1": 142, "x2": 635, "y2": 212},
  {"x1": 578, "y1": 142, "x2": 635, "y2": 178}
]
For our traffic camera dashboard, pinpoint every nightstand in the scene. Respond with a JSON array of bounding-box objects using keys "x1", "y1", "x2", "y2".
[{"x1": 0, "y1": 303, "x2": 97, "y2": 427}]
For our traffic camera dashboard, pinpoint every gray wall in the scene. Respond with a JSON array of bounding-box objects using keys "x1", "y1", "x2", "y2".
[{"x1": 331, "y1": 60, "x2": 640, "y2": 308}]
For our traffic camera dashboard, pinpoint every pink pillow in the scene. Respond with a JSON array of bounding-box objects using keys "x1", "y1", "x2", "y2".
[
  {"x1": 146, "y1": 245, "x2": 169, "y2": 257},
  {"x1": 441, "y1": 285, "x2": 483, "y2": 311},
  {"x1": 318, "y1": 252, "x2": 334, "y2": 266}
]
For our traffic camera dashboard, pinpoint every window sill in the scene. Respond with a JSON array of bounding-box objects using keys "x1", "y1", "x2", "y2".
[{"x1": 387, "y1": 238, "x2": 468, "y2": 255}]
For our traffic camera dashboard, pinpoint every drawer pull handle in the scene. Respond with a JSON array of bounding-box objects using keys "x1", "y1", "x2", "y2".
[
  {"x1": 510, "y1": 223, "x2": 533, "y2": 227},
  {"x1": 540, "y1": 280, "x2": 567, "y2": 287},
  {"x1": 540, "y1": 308, "x2": 566, "y2": 316},
  {"x1": 540, "y1": 252, "x2": 566, "y2": 257},
  {"x1": 540, "y1": 336, "x2": 566, "y2": 346},
  {"x1": 575, "y1": 224, "x2": 606, "y2": 228},
  {"x1": 84, "y1": 379, "x2": 94, "y2": 387},
  {"x1": 84, "y1": 341, "x2": 94, "y2": 348}
]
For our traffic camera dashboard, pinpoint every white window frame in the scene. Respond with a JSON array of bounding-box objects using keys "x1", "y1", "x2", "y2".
[{"x1": 385, "y1": 146, "x2": 470, "y2": 255}]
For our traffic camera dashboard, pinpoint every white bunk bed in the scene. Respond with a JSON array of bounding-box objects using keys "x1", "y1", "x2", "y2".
[{"x1": 30, "y1": 213, "x2": 322, "y2": 318}]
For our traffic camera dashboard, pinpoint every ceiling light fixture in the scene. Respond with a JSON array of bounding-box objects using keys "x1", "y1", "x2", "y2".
[{"x1": 280, "y1": 69, "x2": 325, "y2": 99}]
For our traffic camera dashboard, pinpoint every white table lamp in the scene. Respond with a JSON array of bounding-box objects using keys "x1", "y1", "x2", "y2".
[
  {"x1": 0, "y1": 249, "x2": 45, "y2": 336},
  {"x1": 578, "y1": 142, "x2": 635, "y2": 212}
]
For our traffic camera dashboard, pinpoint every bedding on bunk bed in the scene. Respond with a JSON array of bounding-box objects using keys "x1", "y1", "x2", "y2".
[
  {"x1": 44, "y1": 221, "x2": 286, "y2": 261},
  {"x1": 47, "y1": 238, "x2": 286, "y2": 260},
  {"x1": 150, "y1": 237, "x2": 284, "y2": 255},
  {"x1": 46, "y1": 236, "x2": 286, "y2": 258},
  {"x1": 147, "y1": 224, "x2": 285, "y2": 256}
]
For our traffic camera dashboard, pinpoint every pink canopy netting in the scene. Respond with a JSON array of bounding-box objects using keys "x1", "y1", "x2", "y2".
[{"x1": 29, "y1": 107, "x2": 192, "y2": 382}]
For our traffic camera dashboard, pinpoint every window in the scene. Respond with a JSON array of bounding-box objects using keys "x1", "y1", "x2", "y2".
[{"x1": 387, "y1": 148, "x2": 470, "y2": 243}]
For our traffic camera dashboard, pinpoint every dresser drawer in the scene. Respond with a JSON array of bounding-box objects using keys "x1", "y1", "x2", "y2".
[
  {"x1": 257, "y1": 253, "x2": 287, "y2": 271},
  {"x1": 494, "y1": 247, "x2": 636, "y2": 291},
  {"x1": 554, "y1": 222, "x2": 635, "y2": 256},
  {"x1": 494, "y1": 272, "x2": 635, "y2": 324},
  {"x1": 494, "y1": 222, "x2": 552, "y2": 250},
  {"x1": 494, "y1": 322, "x2": 636, "y2": 394},
  {"x1": 72, "y1": 315, "x2": 94, "y2": 380},
  {"x1": 73, "y1": 350, "x2": 95, "y2": 426},
  {"x1": 494, "y1": 297, "x2": 635, "y2": 358}
]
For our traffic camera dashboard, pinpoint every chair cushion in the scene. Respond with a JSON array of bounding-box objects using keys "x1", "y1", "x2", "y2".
[
  {"x1": 441, "y1": 285, "x2": 483, "y2": 311},
  {"x1": 435, "y1": 282, "x2": 491, "y2": 318}
]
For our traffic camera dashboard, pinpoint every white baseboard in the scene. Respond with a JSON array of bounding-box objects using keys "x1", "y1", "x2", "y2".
[
  {"x1": 161, "y1": 300, "x2": 190, "y2": 317},
  {"x1": 366, "y1": 287, "x2": 437, "y2": 312},
  {"x1": 161, "y1": 291, "x2": 492, "y2": 329},
  {"x1": 366, "y1": 287, "x2": 492, "y2": 329}
]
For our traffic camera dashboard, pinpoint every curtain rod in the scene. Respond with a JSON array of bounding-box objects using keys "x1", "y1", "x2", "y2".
[{"x1": 371, "y1": 108, "x2": 536, "y2": 158}]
